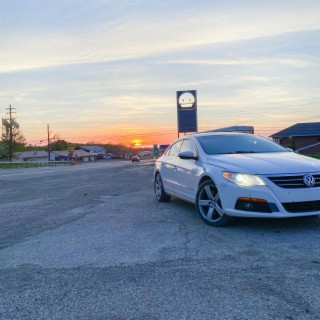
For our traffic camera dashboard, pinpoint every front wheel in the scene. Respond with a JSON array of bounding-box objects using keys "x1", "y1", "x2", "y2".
[
  {"x1": 154, "y1": 173, "x2": 171, "y2": 202},
  {"x1": 196, "y1": 180, "x2": 231, "y2": 227}
]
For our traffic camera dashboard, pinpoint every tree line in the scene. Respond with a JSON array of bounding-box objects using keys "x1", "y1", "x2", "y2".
[{"x1": 1, "y1": 106, "x2": 150, "y2": 161}]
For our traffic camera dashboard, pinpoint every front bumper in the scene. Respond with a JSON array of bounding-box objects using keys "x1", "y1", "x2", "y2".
[{"x1": 218, "y1": 182, "x2": 320, "y2": 218}]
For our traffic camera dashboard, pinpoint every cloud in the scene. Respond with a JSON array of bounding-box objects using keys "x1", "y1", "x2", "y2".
[
  {"x1": 1, "y1": 1, "x2": 320, "y2": 73},
  {"x1": 160, "y1": 58, "x2": 318, "y2": 68}
]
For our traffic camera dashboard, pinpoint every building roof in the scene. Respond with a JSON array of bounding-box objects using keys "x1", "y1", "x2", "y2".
[
  {"x1": 15, "y1": 151, "x2": 49, "y2": 159},
  {"x1": 78, "y1": 146, "x2": 106, "y2": 153},
  {"x1": 51, "y1": 150, "x2": 98, "y2": 157},
  {"x1": 270, "y1": 122, "x2": 320, "y2": 138}
]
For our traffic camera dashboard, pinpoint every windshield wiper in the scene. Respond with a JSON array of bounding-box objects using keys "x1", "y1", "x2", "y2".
[
  {"x1": 235, "y1": 151, "x2": 259, "y2": 153},
  {"x1": 212, "y1": 151, "x2": 260, "y2": 155},
  {"x1": 222, "y1": 151, "x2": 259, "y2": 154}
]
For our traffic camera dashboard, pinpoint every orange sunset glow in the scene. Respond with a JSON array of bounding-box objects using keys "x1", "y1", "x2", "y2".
[
  {"x1": 37, "y1": 126, "x2": 179, "y2": 147},
  {"x1": 22, "y1": 124, "x2": 283, "y2": 147},
  {"x1": 131, "y1": 139, "x2": 142, "y2": 146}
]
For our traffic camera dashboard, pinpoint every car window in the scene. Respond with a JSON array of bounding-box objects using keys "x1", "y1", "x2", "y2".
[
  {"x1": 197, "y1": 134, "x2": 288, "y2": 155},
  {"x1": 168, "y1": 141, "x2": 183, "y2": 157},
  {"x1": 180, "y1": 139, "x2": 198, "y2": 155}
]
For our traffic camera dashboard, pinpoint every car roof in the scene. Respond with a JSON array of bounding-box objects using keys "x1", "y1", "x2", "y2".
[
  {"x1": 183, "y1": 132, "x2": 249, "y2": 139},
  {"x1": 169, "y1": 132, "x2": 252, "y2": 146},
  {"x1": 194, "y1": 131, "x2": 248, "y2": 137}
]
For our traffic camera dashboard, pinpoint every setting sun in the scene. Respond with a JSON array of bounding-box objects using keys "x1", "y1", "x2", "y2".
[{"x1": 131, "y1": 139, "x2": 142, "y2": 147}]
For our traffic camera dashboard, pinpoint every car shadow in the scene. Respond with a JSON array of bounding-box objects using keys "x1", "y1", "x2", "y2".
[
  {"x1": 169, "y1": 196, "x2": 320, "y2": 231},
  {"x1": 228, "y1": 215, "x2": 320, "y2": 232}
]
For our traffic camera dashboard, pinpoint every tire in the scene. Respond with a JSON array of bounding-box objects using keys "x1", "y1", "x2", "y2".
[
  {"x1": 196, "y1": 180, "x2": 231, "y2": 227},
  {"x1": 154, "y1": 173, "x2": 171, "y2": 202}
]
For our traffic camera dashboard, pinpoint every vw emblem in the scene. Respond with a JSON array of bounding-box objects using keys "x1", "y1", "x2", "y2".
[{"x1": 303, "y1": 174, "x2": 315, "y2": 187}]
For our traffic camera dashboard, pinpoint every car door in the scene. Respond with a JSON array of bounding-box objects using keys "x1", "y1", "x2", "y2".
[
  {"x1": 159, "y1": 140, "x2": 182, "y2": 195},
  {"x1": 174, "y1": 139, "x2": 201, "y2": 201}
]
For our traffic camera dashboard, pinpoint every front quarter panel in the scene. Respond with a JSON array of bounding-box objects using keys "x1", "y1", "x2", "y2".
[{"x1": 199, "y1": 162, "x2": 227, "y2": 198}]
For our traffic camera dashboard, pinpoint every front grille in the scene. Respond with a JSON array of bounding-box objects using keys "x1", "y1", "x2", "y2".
[
  {"x1": 268, "y1": 174, "x2": 320, "y2": 189},
  {"x1": 282, "y1": 201, "x2": 320, "y2": 213}
]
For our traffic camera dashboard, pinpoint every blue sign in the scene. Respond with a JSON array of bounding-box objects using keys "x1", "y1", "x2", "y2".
[
  {"x1": 159, "y1": 144, "x2": 170, "y2": 152},
  {"x1": 177, "y1": 90, "x2": 198, "y2": 133}
]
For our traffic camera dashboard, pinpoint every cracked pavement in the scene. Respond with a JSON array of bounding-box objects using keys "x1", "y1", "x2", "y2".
[{"x1": 0, "y1": 160, "x2": 319, "y2": 320}]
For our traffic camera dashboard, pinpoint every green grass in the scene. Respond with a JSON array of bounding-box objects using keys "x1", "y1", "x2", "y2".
[
  {"x1": 305, "y1": 154, "x2": 320, "y2": 159},
  {"x1": 0, "y1": 161, "x2": 72, "y2": 169}
]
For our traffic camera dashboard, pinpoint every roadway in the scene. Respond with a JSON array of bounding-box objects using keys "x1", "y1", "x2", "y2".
[{"x1": 0, "y1": 160, "x2": 319, "y2": 319}]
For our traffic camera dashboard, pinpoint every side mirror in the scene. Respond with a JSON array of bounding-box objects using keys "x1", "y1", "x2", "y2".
[
  {"x1": 178, "y1": 151, "x2": 198, "y2": 160},
  {"x1": 286, "y1": 148, "x2": 294, "y2": 152}
]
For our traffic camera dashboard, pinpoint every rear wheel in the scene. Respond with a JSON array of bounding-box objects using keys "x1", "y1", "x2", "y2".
[
  {"x1": 154, "y1": 173, "x2": 171, "y2": 202},
  {"x1": 196, "y1": 180, "x2": 231, "y2": 227}
]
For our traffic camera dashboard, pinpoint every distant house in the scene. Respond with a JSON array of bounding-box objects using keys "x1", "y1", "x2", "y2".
[
  {"x1": 77, "y1": 146, "x2": 107, "y2": 159},
  {"x1": 50, "y1": 150, "x2": 97, "y2": 162},
  {"x1": 15, "y1": 151, "x2": 49, "y2": 162},
  {"x1": 0, "y1": 142, "x2": 6, "y2": 159},
  {"x1": 270, "y1": 122, "x2": 320, "y2": 154},
  {"x1": 137, "y1": 151, "x2": 152, "y2": 157}
]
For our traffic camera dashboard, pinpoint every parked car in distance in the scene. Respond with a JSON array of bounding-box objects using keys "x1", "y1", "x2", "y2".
[
  {"x1": 111, "y1": 154, "x2": 124, "y2": 159},
  {"x1": 132, "y1": 155, "x2": 140, "y2": 162},
  {"x1": 154, "y1": 132, "x2": 320, "y2": 227}
]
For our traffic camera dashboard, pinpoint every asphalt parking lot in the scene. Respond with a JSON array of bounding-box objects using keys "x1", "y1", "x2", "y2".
[{"x1": 0, "y1": 160, "x2": 319, "y2": 320}]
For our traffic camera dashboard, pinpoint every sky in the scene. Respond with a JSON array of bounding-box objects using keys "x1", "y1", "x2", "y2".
[{"x1": 1, "y1": 0, "x2": 320, "y2": 146}]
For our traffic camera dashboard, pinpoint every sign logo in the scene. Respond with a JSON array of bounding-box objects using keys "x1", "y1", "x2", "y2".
[
  {"x1": 178, "y1": 92, "x2": 195, "y2": 109},
  {"x1": 303, "y1": 174, "x2": 315, "y2": 187}
]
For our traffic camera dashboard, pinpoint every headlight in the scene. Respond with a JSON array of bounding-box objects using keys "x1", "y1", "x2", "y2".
[{"x1": 222, "y1": 172, "x2": 265, "y2": 187}]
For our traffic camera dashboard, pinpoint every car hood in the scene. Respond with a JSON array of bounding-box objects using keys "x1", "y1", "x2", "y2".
[{"x1": 204, "y1": 152, "x2": 320, "y2": 175}]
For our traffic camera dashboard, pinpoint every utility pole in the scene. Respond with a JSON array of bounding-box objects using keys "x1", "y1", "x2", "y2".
[
  {"x1": 6, "y1": 104, "x2": 15, "y2": 162},
  {"x1": 47, "y1": 124, "x2": 51, "y2": 161},
  {"x1": 2, "y1": 105, "x2": 24, "y2": 162}
]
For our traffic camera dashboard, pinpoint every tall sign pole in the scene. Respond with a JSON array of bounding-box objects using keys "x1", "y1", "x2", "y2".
[{"x1": 47, "y1": 124, "x2": 52, "y2": 161}]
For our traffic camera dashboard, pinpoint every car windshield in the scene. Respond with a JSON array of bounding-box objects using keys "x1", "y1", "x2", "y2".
[{"x1": 197, "y1": 134, "x2": 288, "y2": 155}]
